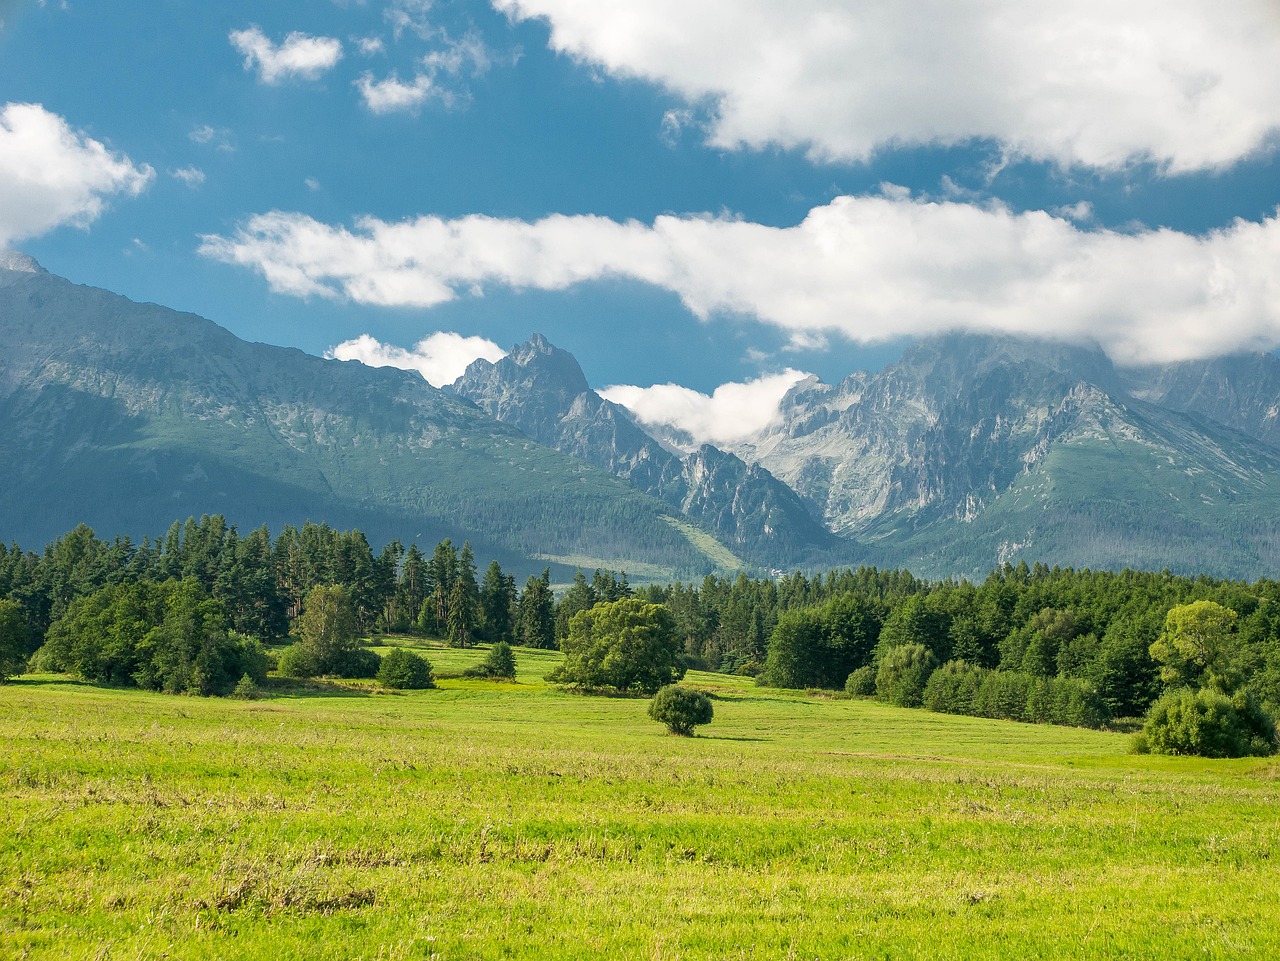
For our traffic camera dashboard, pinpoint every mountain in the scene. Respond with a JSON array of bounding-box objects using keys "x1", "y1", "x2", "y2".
[
  {"x1": 451, "y1": 334, "x2": 838, "y2": 566},
  {"x1": 728, "y1": 333, "x2": 1280, "y2": 578},
  {"x1": 0, "y1": 257, "x2": 739, "y2": 579}
]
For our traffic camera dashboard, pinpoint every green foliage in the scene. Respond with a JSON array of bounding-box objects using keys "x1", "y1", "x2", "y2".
[
  {"x1": 760, "y1": 594, "x2": 883, "y2": 689},
  {"x1": 844, "y1": 665, "x2": 877, "y2": 697},
  {"x1": 1141, "y1": 687, "x2": 1277, "y2": 758},
  {"x1": 0, "y1": 598, "x2": 30, "y2": 682},
  {"x1": 517, "y1": 570, "x2": 556, "y2": 650},
  {"x1": 231, "y1": 673, "x2": 262, "y2": 700},
  {"x1": 377, "y1": 648, "x2": 435, "y2": 690},
  {"x1": 276, "y1": 642, "x2": 320, "y2": 679},
  {"x1": 648, "y1": 684, "x2": 713, "y2": 736},
  {"x1": 923, "y1": 660, "x2": 986, "y2": 715},
  {"x1": 875, "y1": 643, "x2": 937, "y2": 707},
  {"x1": 34, "y1": 579, "x2": 265, "y2": 695},
  {"x1": 464, "y1": 641, "x2": 517, "y2": 680},
  {"x1": 1150, "y1": 600, "x2": 1240, "y2": 692},
  {"x1": 549, "y1": 598, "x2": 684, "y2": 694}
]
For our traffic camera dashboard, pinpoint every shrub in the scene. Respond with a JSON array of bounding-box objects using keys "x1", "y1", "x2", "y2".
[
  {"x1": 875, "y1": 643, "x2": 937, "y2": 707},
  {"x1": 1141, "y1": 687, "x2": 1277, "y2": 758},
  {"x1": 231, "y1": 674, "x2": 262, "y2": 700},
  {"x1": 464, "y1": 641, "x2": 516, "y2": 680},
  {"x1": 648, "y1": 685, "x2": 713, "y2": 736},
  {"x1": 923, "y1": 660, "x2": 986, "y2": 714},
  {"x1": 844, "y1": 665, "x2": 876, "y2": 697},
  {"x1": 277, "y1": 643, "x2": 320, "y2": 679},
  {"x1": 377, "y1": 648, "x2": 435, "y2": 689}
]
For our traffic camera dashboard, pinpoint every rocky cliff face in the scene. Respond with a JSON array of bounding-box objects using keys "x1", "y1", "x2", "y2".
[
  {"x1": 452, "y1": 335, "x2": 838, "y2": 565},
  {"x1": 729, "y1": 333, "x2": 1280, "y2": 577}
]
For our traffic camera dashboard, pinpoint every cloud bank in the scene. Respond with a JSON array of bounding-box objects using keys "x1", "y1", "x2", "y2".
[
  {"x1": 199, "y1": 196, "x2": 1280, "y2": 367},
  {"x1": 327, "y1": 331, "x2": 506, "y2": 387},
  {"x1": 493, "y1": 0, "x2": 1280, "y2": 172},
  {"x1": 230, "y1": 25, "x2": 343, "y2": 84},
  {"x1": 601, "y1": 370, "x2": 810, "y2": 449},
  {"x1": 0, "y1": 102, "x2": 153, "y2": 248}
]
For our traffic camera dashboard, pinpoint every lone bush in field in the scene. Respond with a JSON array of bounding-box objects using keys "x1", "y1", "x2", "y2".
[
  {"x1": 875, "y1": 643, "x2": 937, "y2": 707},
  {"x1": 1141, "y1": 687, "x2": 1276, "y2": 758},
  {"x1": 377, "y1": 648, "x2": 435, "y2": 689},
  {"x1": 548, "y1": 598, "x2": 683, "y2": 695},
  {"x1": 649, "y1": 684, "x2": 713, "y2": 736},
  {"x1": 464, "y1": 641, "x2": 516, "y2": 680}
]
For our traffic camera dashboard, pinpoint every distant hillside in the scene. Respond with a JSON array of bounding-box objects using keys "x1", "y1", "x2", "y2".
[{"x1": 0, "y1": 257, "x2": 737, "y2": 580}]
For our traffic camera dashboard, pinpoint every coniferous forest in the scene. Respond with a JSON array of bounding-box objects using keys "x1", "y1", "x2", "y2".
[{"x1": 2, "y1": 514, "x2": 1278, "y2": 756}]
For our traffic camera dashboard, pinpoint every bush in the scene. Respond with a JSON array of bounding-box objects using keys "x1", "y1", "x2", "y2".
[
  {"x1": 1141, "y1": 687, "x2": 1277, "y2": 758},
  {"x1": 377, "y1": 648, "x2": 435, "y2": 689},
  {"x1": 923, "y1": 660, "x2": 986, "y2": 714},
  {"x1": 464, "y1": 641, "x2": 516, "y2": 680},
  {"x1": 277, "y1": 643, "x2": 320, "y2": 679},
  {"x1": 231, "y1": 674, "x2": 262, "y2": 700},
  {"x1": 875, "y1": 644, "x2": 937, "y2": 707},
  {"x1": 648, "y1": 685, "x2": 713, "y2": 736},
  {"x1": 844, "y1": 665, "x2": 876, "y2": 697}
]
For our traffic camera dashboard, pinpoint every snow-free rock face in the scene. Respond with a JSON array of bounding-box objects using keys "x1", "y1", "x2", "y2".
[
  {"x1": 727, "y1": 332, "x2": 1280, "y2": 577},
  {"x1": 452, "y1": 335, "x2": 838, "y2": 565}
]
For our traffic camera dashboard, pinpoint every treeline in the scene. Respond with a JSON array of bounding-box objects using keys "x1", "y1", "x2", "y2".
[
  {"x1": 0, "y1": 516, "x2": 633, "y2": 687},
  {"x1": 3, "y1": 517, "x2": 1279, "y2": 755},
  {"x1": 635, "y1": 564, "x2": 1280, "y2": 738}
]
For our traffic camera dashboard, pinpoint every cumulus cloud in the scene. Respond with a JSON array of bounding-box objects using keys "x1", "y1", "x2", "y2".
[
  {"x1": 198, "y1": 196, "x2": 1280, "y2": 367},
  {"x1": 601, "y1": 370, "x2": 810, "y2": 449},
  {"x1": 355, "y1": 71, "x2": 440, "y2": 113},
  {"x1": 230, "y1": 25, "x2": 343, "y2": 84},
  {"x1": 327, "y1": 331, "x2": 506, "y2": 387},
  {"x1": 492, "y1": 0, "x2": 1280, "y2": 173},
  {"x1": 0, "y1": 102, "x2": 153, "y2": 248}
]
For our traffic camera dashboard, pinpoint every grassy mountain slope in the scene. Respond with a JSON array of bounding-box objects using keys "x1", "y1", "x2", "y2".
[{"x1": 0, "y1": 259, "x2": 734, "y2": 578}]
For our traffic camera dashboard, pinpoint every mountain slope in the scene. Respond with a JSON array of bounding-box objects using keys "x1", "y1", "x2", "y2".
[
  {"x1": 0, "y1": 257, "x2": 735, "y2": 578},
  {"x1": 731, "y1": 334, "x2": 1280, "y2": 578},
  {"x1": 451, "y1": 335, "x2": 837, "y2": 566}
]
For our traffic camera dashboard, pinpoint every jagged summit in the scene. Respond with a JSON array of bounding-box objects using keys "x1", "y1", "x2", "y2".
[{"x1": 0, "y1": 251, "x2": 45, "y2": 274}]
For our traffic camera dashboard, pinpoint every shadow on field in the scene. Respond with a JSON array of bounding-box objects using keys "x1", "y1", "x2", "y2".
[
  {"x1": 9, "y1": 675, "x2": 92, "y2": 687},
  {"x1": 701, "y1": 734, "x2": 769, "y2": 743},
  {"x1": 262, "y1": 678, "x2": 373, "y2": 699}
]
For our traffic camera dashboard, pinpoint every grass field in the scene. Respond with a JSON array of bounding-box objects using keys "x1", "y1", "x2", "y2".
[{"x1": 3, "y1": 640, "x2": 1279, "y2": 959}]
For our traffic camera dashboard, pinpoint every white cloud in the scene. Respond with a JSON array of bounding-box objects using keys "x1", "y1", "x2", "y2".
[
  {"x1": 0, "y1": 102, "x2": 153, "y2": 248},
  {"x1": 169, "y1": 165, "x2": 205, "y2": 188},
  {"x1": 492, "y1": 0, "x2": 1280, "y2": 173},
  {"x1": 305, "y1": 177, "x2": 321, "y2": 191},
  {"x1": 601, "y1": 370, "x2": 810, "y2": 448},
  {"x1": 356, "y1": 31, "x2": 491, "y2": 113},
  {"x1": 198, "y1": 196, "x2": 1280, "y2": 367},
  {"x1": 386, "y1": 0, "x2": 435, "y2": 40},
  {"x1": 356, "y1": 35, "x2": 385, "y2": 56},
  {"x1": 355, "y1": 71, "x2": 440, "y2": 113},
  {"x1": 327, "y1": 331, "x2": 506, "y2": 387},
  {"x1": 230, "y1": 25, "x2": 343, "y2": 84}
]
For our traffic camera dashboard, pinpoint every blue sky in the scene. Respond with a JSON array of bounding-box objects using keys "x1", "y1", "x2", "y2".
[{"x1": 2, "y1": 0, "x2": 1279, "y2": 445}]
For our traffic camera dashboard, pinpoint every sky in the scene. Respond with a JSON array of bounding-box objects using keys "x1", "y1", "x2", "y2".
[{"x1": 2, "y1": 0, "x2": 1279, "y2": 447}]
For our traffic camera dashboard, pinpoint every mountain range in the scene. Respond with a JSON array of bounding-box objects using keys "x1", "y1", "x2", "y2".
[{"x1": 3, "y1": 253, "x2": 1280, "y2": 580}]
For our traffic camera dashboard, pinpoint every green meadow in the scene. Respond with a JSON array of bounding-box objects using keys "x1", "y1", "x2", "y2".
[{"x1": 3, "y1": 641, "x2": 1279, "y2": 959}]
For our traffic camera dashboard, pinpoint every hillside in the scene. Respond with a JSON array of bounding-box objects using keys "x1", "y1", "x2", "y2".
[{"x1": 0, "y1": 256, "x2": 735, "y2": 579}]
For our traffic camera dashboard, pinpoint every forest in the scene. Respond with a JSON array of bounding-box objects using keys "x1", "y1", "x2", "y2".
[{"x1": 1, "y1": 514, "x2": 1277, "y2": 756}]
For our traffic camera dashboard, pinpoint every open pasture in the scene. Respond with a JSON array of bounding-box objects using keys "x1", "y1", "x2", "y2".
[{"x1": 3, "y1": 642, "x2": 1278, "y2": 959}]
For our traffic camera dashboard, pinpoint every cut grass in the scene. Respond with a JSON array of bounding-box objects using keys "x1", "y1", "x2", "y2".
[{"x1": 3, "y1": 653, "x2": 1279, "y2": 959}]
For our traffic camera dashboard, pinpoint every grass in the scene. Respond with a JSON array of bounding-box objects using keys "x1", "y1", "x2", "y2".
[{"x1": 3, "y1": 643, "x2": 1280, "y2": 959}]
